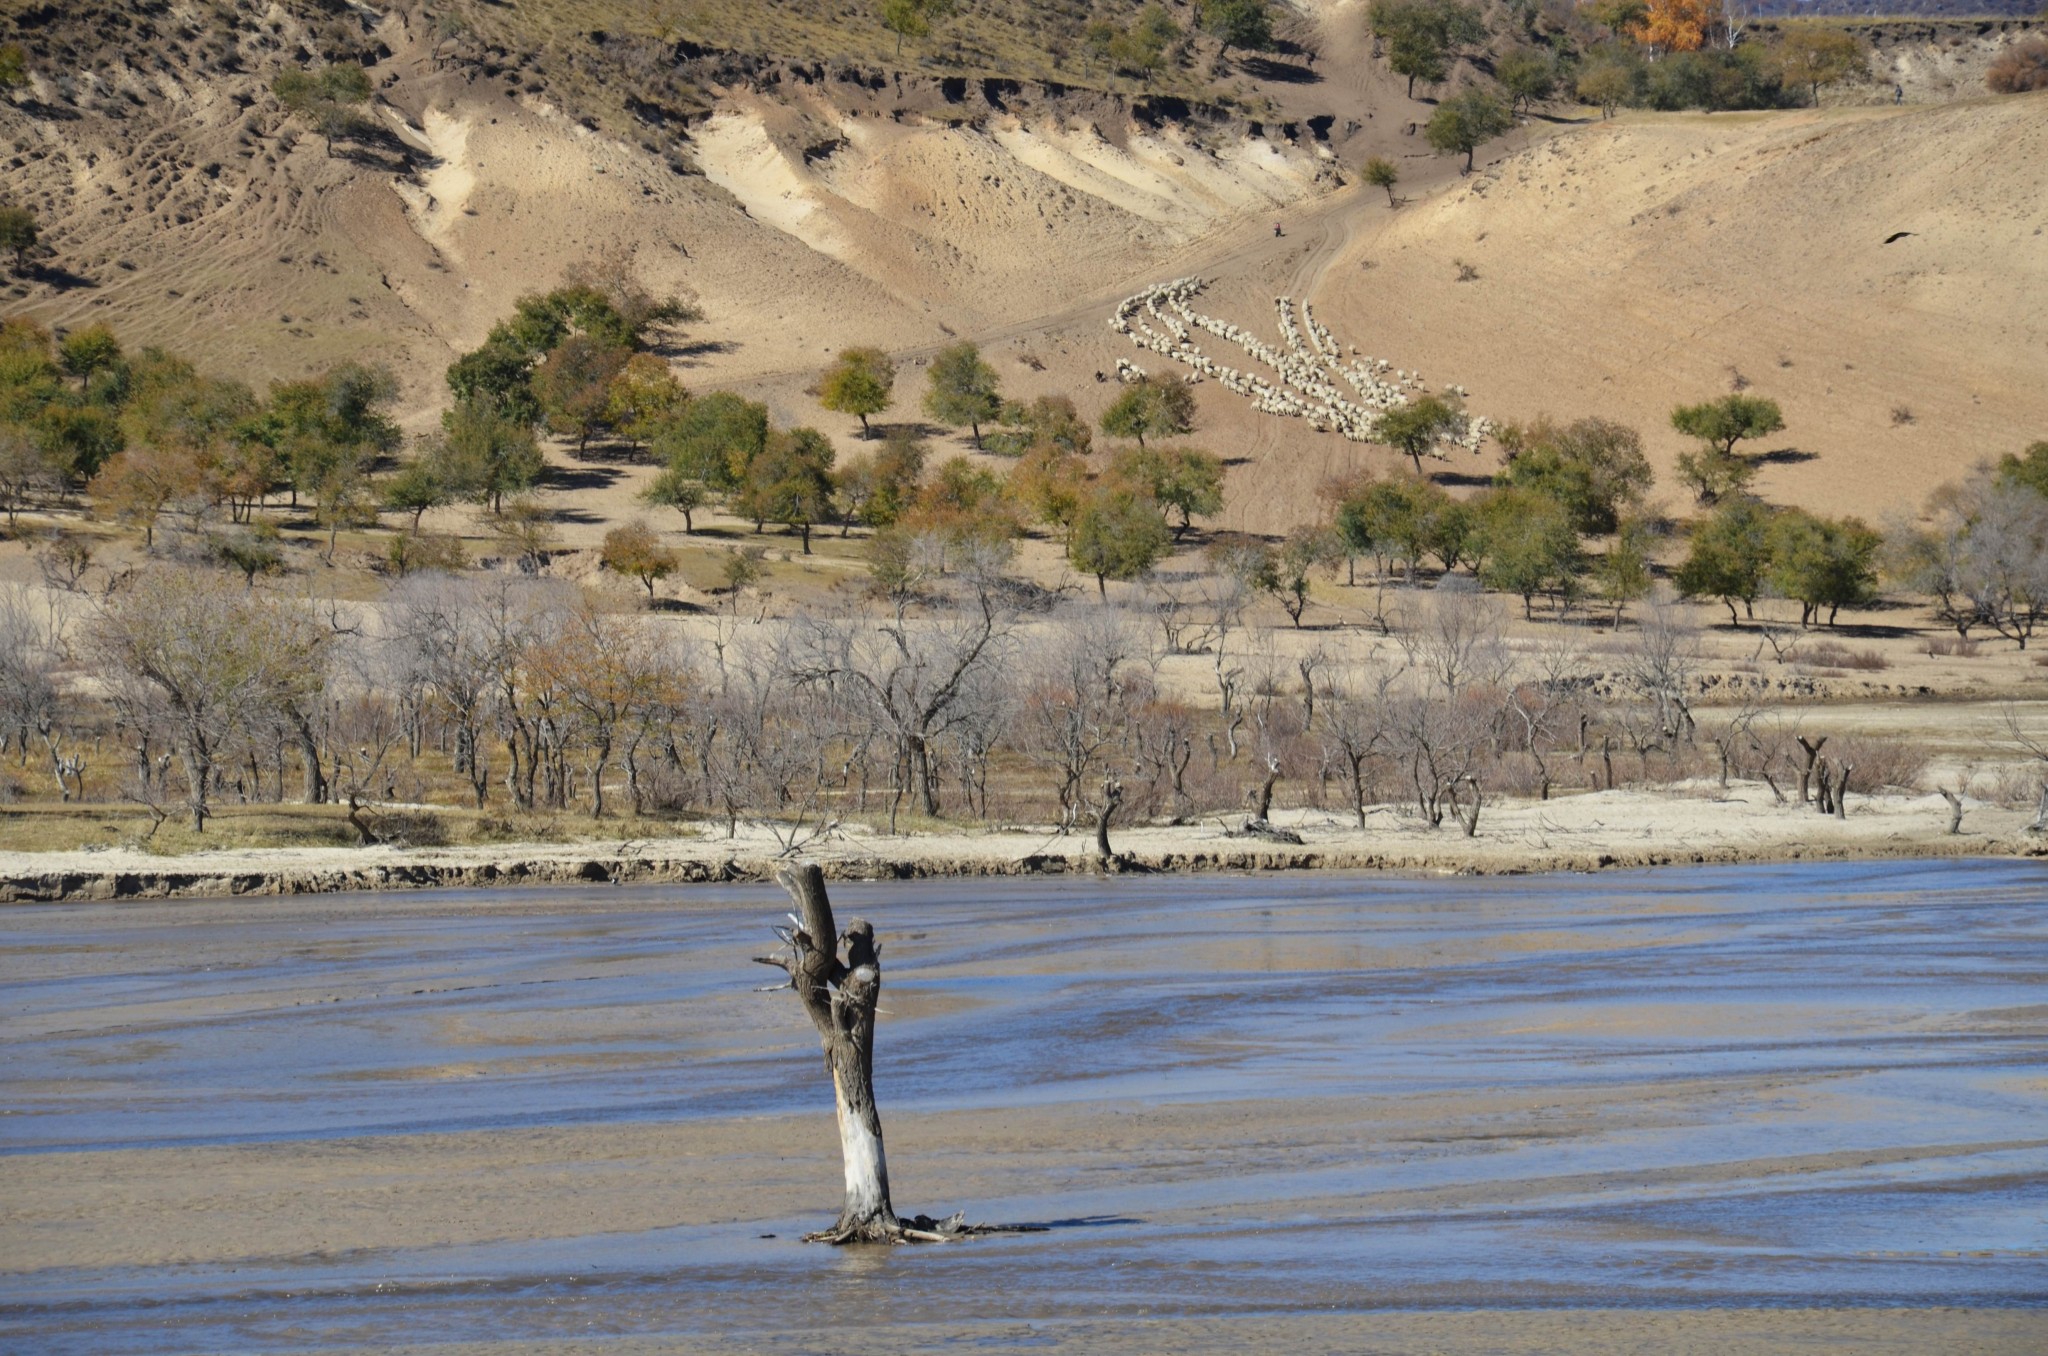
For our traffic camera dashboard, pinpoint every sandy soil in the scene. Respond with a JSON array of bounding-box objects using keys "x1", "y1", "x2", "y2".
[
  {"x1": 16, "y1": 6, "x2": 2037, "y2": 544},
  {"x1": 0, "y1": 782, "x2": 2035, "y2": 902}
]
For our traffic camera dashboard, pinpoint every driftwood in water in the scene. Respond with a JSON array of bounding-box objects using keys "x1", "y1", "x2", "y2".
[{"x1": 754, "y1": 863, "x2": 1040, "y2": 1245}]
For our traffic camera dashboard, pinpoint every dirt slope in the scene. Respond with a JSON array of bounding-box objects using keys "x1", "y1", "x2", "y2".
[{"x1": 2, "y1": 2, "x2": 2041, "y2": 537}]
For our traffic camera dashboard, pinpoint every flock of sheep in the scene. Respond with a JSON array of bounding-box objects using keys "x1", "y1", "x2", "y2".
[{"x1": 1107, "y1": 277, "x2": 1492, "y2": 458}]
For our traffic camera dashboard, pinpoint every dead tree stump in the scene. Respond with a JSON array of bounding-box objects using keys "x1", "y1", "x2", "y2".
[{"x1": 754, "y1": 865, "x2": 1033, "y2": 1246}]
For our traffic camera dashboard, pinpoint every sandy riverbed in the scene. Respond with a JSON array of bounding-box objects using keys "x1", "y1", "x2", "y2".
[{"x1": 2, "y1": 861, "x2": 2043, "y2": 1352}]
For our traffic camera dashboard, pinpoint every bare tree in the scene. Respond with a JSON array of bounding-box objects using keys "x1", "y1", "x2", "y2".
[
  {"x1": 753, "y1": 866, "x2": 995, "y2": 1245},
  {"x1": 1018, "y1": 604, "x2": 1146, "y2": 838},
  {"x1": 1399, "y1": 582, "x2": 1508, "y2": 703},
  {"x1": 796, "y1": 566, "x2": 1018, "y2": 827},
  {"x1": 91, "y1": 571, "x2": 306, "y2": 831},
  {"x1": 1318, "y1": 656, "x2": 1397, "y2": 828},
  {"x1": 0, "y1": 593, "x2": 83, "y2": 801},
  {"x1": 1620, "y1": 591, "x2": 1701, "y2": 762}
]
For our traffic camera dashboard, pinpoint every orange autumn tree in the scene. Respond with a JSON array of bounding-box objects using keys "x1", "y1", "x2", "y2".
[{"x1": 1633, "y1": 0, "x2": 1712, "y2": 52}]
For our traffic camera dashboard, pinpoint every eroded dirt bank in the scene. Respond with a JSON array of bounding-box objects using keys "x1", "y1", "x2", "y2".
[{"x1": 1, "y1": 785, "x2": 2038, "y2": 902}]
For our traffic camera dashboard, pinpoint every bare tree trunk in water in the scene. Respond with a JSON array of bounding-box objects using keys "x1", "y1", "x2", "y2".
[
  {"x1": 757, "y1": 865, "x2": 898, "y2": 1242},
  {"x1": 753, "y1": 866, "x2": 1023, "y2": 1247}
]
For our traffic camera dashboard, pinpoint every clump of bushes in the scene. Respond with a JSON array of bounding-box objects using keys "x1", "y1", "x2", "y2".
[{"x1": 1987, "y1": 39, "x2": 2048, "y2": 94}]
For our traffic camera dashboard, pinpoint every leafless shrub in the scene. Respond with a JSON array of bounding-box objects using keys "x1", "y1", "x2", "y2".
[
  {"x1": 1924, "y1": 635, "x2": 1980, "y2": 658},
  {"x1": 1800, "y1": 641, "x2": 1889, "y2": 672},
  {"x1": 1986, "y1": 38, "x2": 2048, "y2": 94},
  {"x1": 1825, "y1": 735, "x2": 1929, "y2": 793}
]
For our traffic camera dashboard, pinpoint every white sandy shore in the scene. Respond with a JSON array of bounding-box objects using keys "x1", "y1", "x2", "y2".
[{"x1": 0, "y1": 784, "x2": 2033, "y2": 902}]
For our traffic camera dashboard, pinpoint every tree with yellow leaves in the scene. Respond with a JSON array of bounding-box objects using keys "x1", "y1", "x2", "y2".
[{"x1": 1633, "y1": 0, "x2": 1712, "y2": 53}]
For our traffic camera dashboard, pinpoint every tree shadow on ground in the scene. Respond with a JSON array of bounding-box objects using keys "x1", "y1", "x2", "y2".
[
  {"x1": 660, "y1": 337, "x2": 740, "y2": 366},
  {"x1": 28, "y1": 263, "x2": 97, "y2": 292},
  {"x1": 1431, "y1": 469, "x2": 1498, "y2": 488},
  {"x1": 549, "y1": 466, "x2": 623, "y2": 493},
  {"x1": 567, "y1": 440, "x2": 656, "y2": 466},
  {"x1": 1237, "y1": 56, "x2": 1321, "y2": 85},
  {"x1": 1755, "y1": 446, "x2": 1820, "y2": 465}
]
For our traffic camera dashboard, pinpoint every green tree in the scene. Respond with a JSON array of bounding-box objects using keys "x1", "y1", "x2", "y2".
[
  {"x1": 432, "y1": 401, "x2": 545, "y2": 513},
  {"x1": 534, "y1": 334, "x2": 630, "y2": 451},
  {"x1": 312, "y1": 466, "x2": 378, "y2": 562},
  {"x1": 1112, "y1": 445, "x2": 1225, "y2": 540},
  {"x1": 272, "y1": 64, "x2": 375, "y2": 140},
  {"x1": 1269, "y1": 524, "x2": 1343, "y2": 626},
  {"x1": 603, "y1": 353, "x2": 687, "y2": 451},
  {"x1": 834, "y1": 429, "x2": 928, "y2": 532},
  {"x1": 1576, "y1": 50, "x2": 1637, "y2": 118},
  {"x1": 640, "y1": 466, "x2": 709, "y2": 533},
  {"x1": 1101, "y1": 375, "x2": 1196, "y2": 450},
  {"x1": 1089, "y1": 5, "x2": 1182, "y2": 82},
  {"x1": 1995, "y1": 440, "x2": 2048, "y2": 498},
  {"x1": 1473, "y1": 487, "x2": 1582, "y2": 618},
  {"x1": 1364, "y1": 156, "x2": 1401, "y2": 207},
  {"x1": 1583, "y1": 0, "x2": 1648, "y2": 36},
  {"x1": 1069, "y1": 486, "x2": 1173, "y2": 599},
  {"x1": 34, "y1": 405, "x2": 123, "y2": 482},
  {"x1": 738, "y1": 427, "x2": 837, "y2": 553},
  {"x1": 1596, "y1": 515, "x2": 1654, "y2": 624},
  {"x1": 1369, "y1": 0, "x2": 1486, "y2": 97},
  {"x1": 1768, "y1": 508, "x2": 1880, "y2": 627},
  {"x1": 1671, "y1": 394, "x2": 1783, "y2": 505},
  {"x1": 991, "y1": 394, "x2": 1094, "y2": 458},
  {"x1": 819, "y1": 346, "x2": 896, "y2": 438},
  {"x1": 1009, "y1": 444, "x2": 1094, "y2": 541},
  {"x1": 210, "y1": 523, "x2": 287, "y2": 585},
  {"x1": 0, "y1": 205, "x2": 40, "y2": 272},
  {"x1": 1496, "y1": 46, "x2": 1557, "y2": 115},
  {"x1": 0, "y1": 41, "x2": 28, "y2": 90},
  {"x1": 1496, "y1": 415, "x2": 1652, "y2": 534},
  {"x1": 1671, "y1": 393, "x2": 1784, "y2": 457},
  {"x1": 1198, "y1": 0, "x2": 1275, "y2": 53},
  {"x1": 1388, "y1": 27, "x2": 1448, "y2": 98},
  {"x1": 880, "y1": 0, "x2": 958, "y2": 58},
  {"x1": 1773, "y1": 26, "x2": 1866, "y2": 107},
  {"x1": 58, "y1": 325, "x2": 123, "y2": 386},
  {"x1": 1376, "y1": 393, "x2": 1464, "y2": 473},
  {"x1": 1335, "y1": 473, "x2": 1448, "y2": 580},
  {"x1": 654, "y1": 390, "x2": 770, "y2": 490},
  {"x1": 1675, "y1": 496, "x2": 1774, "y2": 624},
  {"x1": 1425, "y1": 88, "x2": 1514, "y2": 174},
  {"x1": 923, "y1": 342, "x2": 1003, "y2": 449},
  {"x1": 600, "y1": 518, "x2": 679, "y2": 602},
  {"x1": 382, "y1": 458, "x2": 447, "y2": 534}
]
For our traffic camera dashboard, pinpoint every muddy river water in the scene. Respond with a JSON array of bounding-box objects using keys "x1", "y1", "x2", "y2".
[{"x1": 3, "y1": 860, "x2": 2045, "y2": 1352}]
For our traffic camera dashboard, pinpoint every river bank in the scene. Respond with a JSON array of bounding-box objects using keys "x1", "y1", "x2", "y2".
[{"x1": 0, "y1": 783, "x2": 2036, "y2": 902}]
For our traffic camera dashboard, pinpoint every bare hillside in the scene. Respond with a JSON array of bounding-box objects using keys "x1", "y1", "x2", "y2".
[{"x1": 1, "y1": 0, "x2": 2041, "y2": 537}]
